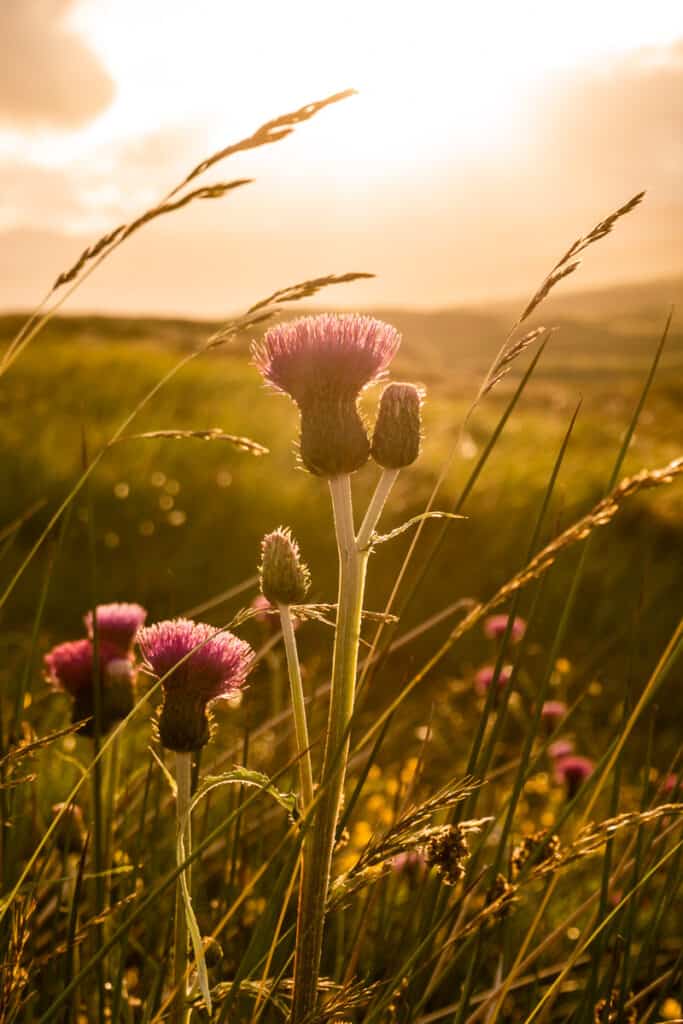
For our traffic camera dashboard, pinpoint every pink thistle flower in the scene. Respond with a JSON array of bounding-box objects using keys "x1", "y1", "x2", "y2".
[
  {"x1": 138, "y1": 618, "x2": 254, "y2": 752},
  {"x1": 475, "y1": 664, "x2": 513, "y2": 696},
  {"x1": 663, "y1": 772, "x2": 681, "y2": 796},
  {"x1": 548, "y1": 738, "x2": 574, "y2": 761},
  {"x1": 483, "y1": 615, "x2": 526, "y2": 643},
  {"x1": 44, "y1": 638, "x2": 136, "y2": 736},
  {"x1": 252, "y1": 314, "x2": 401, "y2": 476},
  {"x1": 250, "y1": 594, "x2": 300, "y2": 634},
  {"x1": 44, "y1": 639, "x2": 101, "y2": 697},
  {"x1": 540, "y1": 700, "x2": 567, "y2": 732},
  {"x1": 391, "y1": 850, "x2": 425, "y2": 874},
  {"x1": 84, "y1": 602, "x2": 147, "y2": 655},
  {"x1": 555, "y1": 755, "x2": 594, "y2": 799},
  {"x1": 253, "y1": 314, "x2": 400, "y2": 405}
]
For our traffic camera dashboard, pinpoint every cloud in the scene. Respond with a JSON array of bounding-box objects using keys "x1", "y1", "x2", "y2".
[{"x1": 0, "y1": 0, "x2": 114, "y2": 130}]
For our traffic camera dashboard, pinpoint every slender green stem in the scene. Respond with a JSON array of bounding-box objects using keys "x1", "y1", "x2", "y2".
[
  {"x1": 173, "y1": 752, "x2": 192, "y2": 1024},
  {"x1": 278, "y1": 603, "x2": 315, "y2": 810},
  {"x1": 291, "y1": 470, "x2": 395, "y2": 1022},
  {"x1": 356, "y1": 468, "x2": 399, "y2": 550}
]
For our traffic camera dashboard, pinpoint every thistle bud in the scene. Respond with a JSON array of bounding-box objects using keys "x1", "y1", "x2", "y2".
[
  {"x1": 252, "y1": 314, "x2": 401, "y2": 478},
  {"x1": 371, "y1": 382, "x2": 423, "y2": 469},
  {"x1": 259, "y1": 528, "x2": 311, "y2": 607}
]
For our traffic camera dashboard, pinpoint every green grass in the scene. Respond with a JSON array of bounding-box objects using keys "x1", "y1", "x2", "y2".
[{"x1": 0, "y1": 287, "x2": 681, "y2": 1021}]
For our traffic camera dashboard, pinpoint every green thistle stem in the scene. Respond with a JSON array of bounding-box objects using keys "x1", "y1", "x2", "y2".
[
  {"x1": 172, "y1": 752, "x2": 192, "y2": 1024},
  {"x1": 291, "y1": 469, "x2": 397, "y2": 1021},
  {"x1": 278, "y1": 603, "x2": 315, "y2": 810}
]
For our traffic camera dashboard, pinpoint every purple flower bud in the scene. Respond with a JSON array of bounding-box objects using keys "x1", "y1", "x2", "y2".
[
  {"x1": 483, "y1": 615, "x2": 526, "y2": 643},
  {"x1": 555, "y1": 755, "x2": 594, "y2": 799},
  {"x1": 84, "y1": 602, "x2": 148, "y2": 655},
  {"x1": 252, "y1": 314, "x2": 400, "y2": 476},
  {"x1": 138, "y1": 618, "x2": 254, "y2": 752}
]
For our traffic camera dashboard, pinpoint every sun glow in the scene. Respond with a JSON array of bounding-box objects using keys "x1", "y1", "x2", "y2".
[{"x1": 44, "y1": 0, "x2": 683, "y2": 182}]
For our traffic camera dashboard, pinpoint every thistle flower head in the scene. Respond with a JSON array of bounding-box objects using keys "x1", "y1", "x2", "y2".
[
  {"x1": 474, "y1": 664, "x2": 512, "y2": 695},
  {"x1": 44, "y1": 639, "x2": 100, "y2": 696},
  {"x1": 252, "y1": 314, "x2": 401, "y2": 476},
  {"x1": 259, "y1": 527, "x2": 310, "y2": 607},
  {"x1": 555, "y1": 754, "x2": 594, "y2": 798},
  {"x1": 483, "y1": 614, "x2": 526, "y2": 643},
  {"x1": 84, "y1": 602, "x2": 148, "y2": 654},
  {"x1": 138, "y1": 618, "x2": 253, "y2": 703},
  {"x1": 371, "y1": 382, "x2": 424, "y2": 469},
  {"x1": 253, "y1": 314, "x2": 400, "y2": 405},
  {"x1": 44, "y1": 637, "x2": 136, "y2": 736},
  {"x1": 548, "y1": 738, "x2": 574, "y2": 761},
  {"x1": 541, "y1": 700, "x2": 567, "y2": 730},
  {"x1": 137, "y1": 618, "x2": 254, "y2": 752}
]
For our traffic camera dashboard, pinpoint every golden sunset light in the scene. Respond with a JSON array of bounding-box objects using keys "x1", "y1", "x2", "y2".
[
  {"x1": 1, "y1": 0, "x2": 682, "y2": 313},
  {"x1": 2, "y1": 3, "x2": 683, "y2": 1018}
]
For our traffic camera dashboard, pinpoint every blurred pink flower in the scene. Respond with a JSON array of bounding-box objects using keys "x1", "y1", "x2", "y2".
[
  {"x1": 45, "y1": 638, "x2": 103, "y2": 696},
  {"x1": 44, "y1": 637, "x2": 136, "y2": 736},
  {"x1": 548, "y1": 739, "x2": 574, "y2": 761},
  {"x1": 391, "y1": 850, "x2": 425, "y2": 874},
  {"x1": 251, "y1": 594, "x2": 299, "y2": 634},
  {"x1": 483, "y1": 614, "x2": 526, "y2": 643},
  {"x1": 84, "y1": 602, "x2": 147, "y2": 655},
  {"x1": 663, "y1": 772, "x2": 681, "y2": 796},
  {"x1": 475, "y1": 664, "x2": 513, "y2": 695},
  {"x1": 555, "y1": 755, "x2": 594, "y2": 799},
  {"x1": 541, "y1": 700, "x2": 567, "y2": 731}
]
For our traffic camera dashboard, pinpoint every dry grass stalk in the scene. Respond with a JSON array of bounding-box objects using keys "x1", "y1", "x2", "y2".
[
  {"x1": 448, "y1": 457, "x2": 683, "y2": 647},
  {"x1": 53, "y1": 90, "x2": 355, "y2": 294},
  {"x1": 53, "y1": 179, "x2": 252, "y2": 290},
  {"x1": 477, "y1": 190, "x2": 645, "y2": 403},
  {"x1": 1, "y1": 89, "x2": 358, "y2": 377},
  {"x1": 113, "y1": 428, "x2": 269, "y2": 455},
  {"x1": 529, "y1": 803, "x2": 683, "y2": 880}
]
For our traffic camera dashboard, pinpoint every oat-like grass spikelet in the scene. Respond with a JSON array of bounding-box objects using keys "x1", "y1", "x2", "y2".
[
  {"x1": 113, "y1": 428, "x2": 269, "y2": 455},
  {"x1": 478, "y1": 191, "x2": 646, "y2": 403},
  {"x1": 1, "y1": 89, "x2": 358, "y2": 377},
  {"x1": 448, "y1": 457, "x2": 683, "y2": 646}
]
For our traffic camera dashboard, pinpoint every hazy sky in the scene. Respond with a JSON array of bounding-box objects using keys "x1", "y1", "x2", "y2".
[{"x1": 1, "y1": 0, "x2": 682, "y2": 316}]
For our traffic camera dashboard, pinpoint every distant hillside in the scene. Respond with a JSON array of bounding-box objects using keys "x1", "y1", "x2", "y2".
[{"x1": 1, "y1": 274, "x2": 680, "y2": 387}]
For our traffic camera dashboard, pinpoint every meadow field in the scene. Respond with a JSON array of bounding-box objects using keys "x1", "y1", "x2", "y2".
[{"x1": 1, "y1": 262, "x2": 682, "y2": 1021}]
